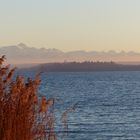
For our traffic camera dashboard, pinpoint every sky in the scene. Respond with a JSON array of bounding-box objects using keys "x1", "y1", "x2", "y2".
[{"x1": 0, "y1": 0, "x2": 140, "y2": 52}]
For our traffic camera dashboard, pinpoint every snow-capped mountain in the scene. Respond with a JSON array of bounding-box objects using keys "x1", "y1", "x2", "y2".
[{"x1": 0, "y1": 43, "x2": 140, "y2": 66}]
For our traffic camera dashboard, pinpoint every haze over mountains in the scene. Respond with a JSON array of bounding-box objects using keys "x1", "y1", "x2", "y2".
[{"x1": 1, "y1": 43, "x2": 140, "y2": 66}]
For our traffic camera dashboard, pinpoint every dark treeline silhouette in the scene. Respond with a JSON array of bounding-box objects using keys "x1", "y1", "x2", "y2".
[{"x1": 24, "y1": 61, "x2": 140, "y2": 72}]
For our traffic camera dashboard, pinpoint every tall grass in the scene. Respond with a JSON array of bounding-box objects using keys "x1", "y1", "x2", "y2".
[{"x1": 0, "y1": 56, "x2": 56, "y2": 140}]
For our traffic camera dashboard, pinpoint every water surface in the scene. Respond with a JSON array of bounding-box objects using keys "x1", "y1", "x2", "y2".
[{"x1": 21, "y1": 71, "x2": 140, "y2": 140}]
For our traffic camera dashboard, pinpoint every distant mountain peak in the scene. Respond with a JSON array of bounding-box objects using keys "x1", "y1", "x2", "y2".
[{"x1": 17, "y1": 43, "x2": 28, "y2": 49}]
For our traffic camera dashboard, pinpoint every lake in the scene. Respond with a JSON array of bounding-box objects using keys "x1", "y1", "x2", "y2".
[{"x1": 20, "y1": 71, "x2": 140, "y2": 140}]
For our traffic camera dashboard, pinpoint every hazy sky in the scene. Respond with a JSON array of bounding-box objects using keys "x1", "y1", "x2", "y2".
[{"x1": 1, "y1": 0, "x2": 140, "y2": 51}]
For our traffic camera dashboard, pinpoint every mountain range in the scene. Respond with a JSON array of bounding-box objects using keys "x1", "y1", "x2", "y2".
[{"x1": 1, "y1": 43, "x2": 140, "y2": 66}]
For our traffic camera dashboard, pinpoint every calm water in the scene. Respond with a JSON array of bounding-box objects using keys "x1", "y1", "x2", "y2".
[{"x1": 21, "y1": 71, "x2": 140, "y2": 140}]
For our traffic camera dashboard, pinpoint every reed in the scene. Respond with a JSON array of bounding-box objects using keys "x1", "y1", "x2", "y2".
[{"x1": 0, "y1": 56, "x2": 56, "y2": 140}]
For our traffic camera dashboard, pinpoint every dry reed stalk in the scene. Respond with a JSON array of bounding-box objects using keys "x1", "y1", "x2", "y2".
[{"x1": 0, "y1": 56, "x2": 56, "y2": 140}]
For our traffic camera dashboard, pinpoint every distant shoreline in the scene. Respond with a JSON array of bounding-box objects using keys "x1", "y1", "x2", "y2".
[{"x1": 21, "y1": 62, "x2": 140, "y2": 72}]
